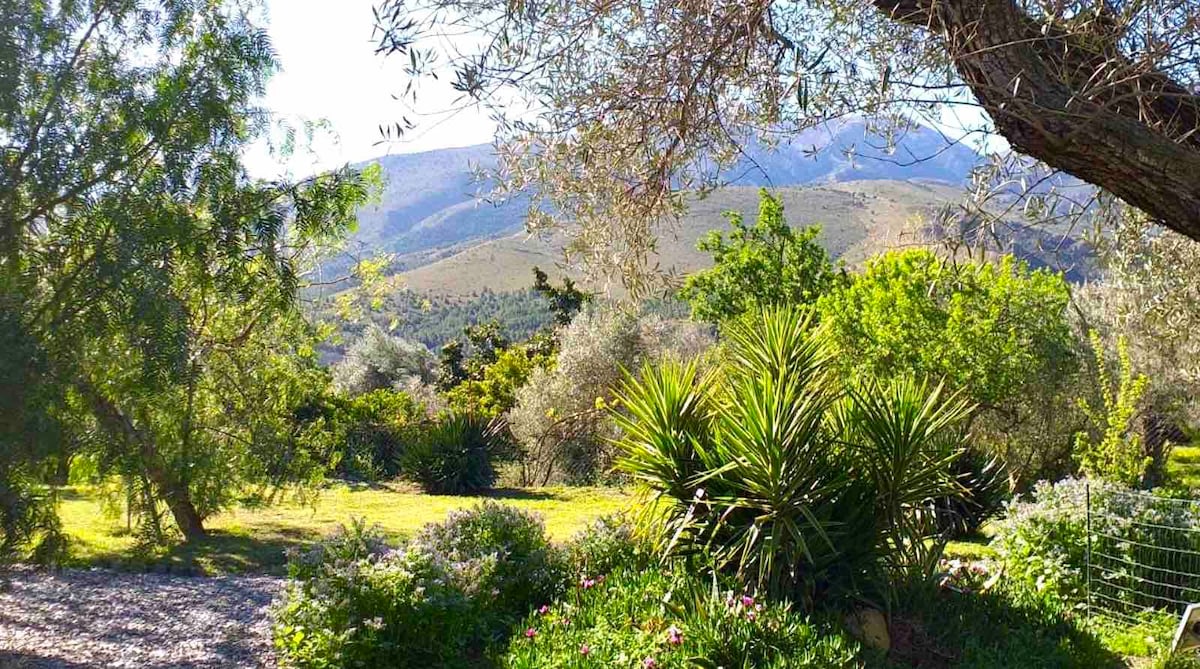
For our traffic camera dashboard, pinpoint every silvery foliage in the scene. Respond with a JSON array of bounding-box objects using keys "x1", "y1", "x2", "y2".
[{"x1": 332, "y1": 325, "x2": 436, "y2": 396}]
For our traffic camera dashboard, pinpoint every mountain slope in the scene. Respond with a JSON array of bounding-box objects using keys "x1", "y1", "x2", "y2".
[
  {"x1": 349, "y1": 120, "x2": 983, "y2": 268},
  {"x1": 395, "y1": 180, "x2": 964, "y2": 296}
]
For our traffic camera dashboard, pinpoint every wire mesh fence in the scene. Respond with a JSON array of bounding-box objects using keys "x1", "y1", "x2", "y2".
[{"x1": 1086, "y1": 484, "x2": 1200, "y2": 628}]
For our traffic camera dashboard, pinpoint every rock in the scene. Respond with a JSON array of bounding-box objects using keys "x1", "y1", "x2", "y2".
[{"x1": 845, "y1": 608, "x2": 890, "y2": 651}]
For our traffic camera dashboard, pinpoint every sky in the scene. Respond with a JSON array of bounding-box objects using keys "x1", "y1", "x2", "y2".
[
  {"x1": 244, "y1": 0, "x2": 497, "y2": 178},
  {"x1": 243, "y1": 1, "x2": 999, "y2": 179}
]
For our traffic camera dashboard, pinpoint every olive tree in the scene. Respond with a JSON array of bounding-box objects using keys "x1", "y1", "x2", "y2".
[{"x1": 373, "y1": 0, "x2": 1200, "y2": 289}]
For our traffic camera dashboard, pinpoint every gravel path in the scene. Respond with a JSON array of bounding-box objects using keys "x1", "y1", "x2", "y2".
[{"x1": 0, "y1": 568, "x2": 283, "y2": 668}]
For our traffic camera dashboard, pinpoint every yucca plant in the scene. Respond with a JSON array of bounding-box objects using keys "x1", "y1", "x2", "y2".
[
  {"x1": 399, "y1": 413, "x2": 513, "y2": 494},
  {"x1": 614, "y1": 306, "x2": 972, "y2": 606}
]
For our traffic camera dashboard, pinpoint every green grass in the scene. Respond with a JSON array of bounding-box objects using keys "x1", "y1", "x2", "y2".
[
  {"x1": 1168, "y1": 444, "x2": 1200, "y2": 490},
  {"x1": 57, "y1": 483, "x2": 631, "y2": 575}
]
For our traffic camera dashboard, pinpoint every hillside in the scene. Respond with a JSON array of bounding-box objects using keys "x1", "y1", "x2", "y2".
[
  {"x1": 345, "y1": 119, "x2": 984, "y2": 273},
  {"x1": 397, "y1": 180, "x2": 969, "y2": 297}
]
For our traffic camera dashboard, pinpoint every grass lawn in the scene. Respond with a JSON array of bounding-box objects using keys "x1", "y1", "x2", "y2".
[{"x1": 57, "y1": 483, "x2": 632, "y2": 575}]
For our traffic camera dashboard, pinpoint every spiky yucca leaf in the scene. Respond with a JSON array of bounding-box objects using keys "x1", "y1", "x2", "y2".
[{"x1": 614, "y1": 306, "x2": 973, "y2": 605}]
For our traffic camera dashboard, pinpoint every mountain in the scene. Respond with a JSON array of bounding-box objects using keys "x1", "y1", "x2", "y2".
[
  {"x1": 335, "y1": 119, "x2": 1089, "y2": 302},
  {"x1": 347, "y1": 120, "x2": 978, "y2": 262}
]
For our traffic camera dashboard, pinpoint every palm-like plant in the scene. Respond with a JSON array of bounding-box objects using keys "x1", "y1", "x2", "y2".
[{"x1": 613, "y1": 306, "x2": 972, "y2": 605}]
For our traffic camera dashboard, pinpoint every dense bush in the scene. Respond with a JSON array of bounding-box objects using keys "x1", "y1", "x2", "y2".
[
  {"x1": 502, "y1": 566, "x2": 861, "y2": 669},
  {"x1": 445, "y1": 345, "x2": 553, "y2": 418},
  {"x1": 274, "y1": 504, "x2": 565, "y2": 668},
  {"x1": 399, "y1": 414, "x2": 513, "y2": 494},
  {"x1": 561, "y1": 513, "x2": 651, "y2": 580},
  {"x1": 332, "y1": 325, "x2": 436, "y2": 396},
  {"x1": 679, "y1": 189, "x2": 835, "y2": 323},
  {"x1": 509, "y1": 307, "x2": 713, "y2": 485},
  {"x1": 416, "y1": 502, "x2": 567, "y2": 622},
  {"x1": 818, "y1": 250, "x2": 1081, "y2": 488},
  {"x1": 614, "y1": 306, "x2": 972, "y2": 605},
  {"x1": 992, "y1": 478, "x2": 1200, "y2": 610},
  {"x1": 309, "y1": 389, "x2": 425, "y2": 481}
]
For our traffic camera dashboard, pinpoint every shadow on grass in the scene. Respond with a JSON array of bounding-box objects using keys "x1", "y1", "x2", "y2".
[
  {"x1": 881, "y1": 585, "x2": 1126, "y2": 669},
  {"x1": 68, "y1": 528, "x2": 324, "y2": 576}
]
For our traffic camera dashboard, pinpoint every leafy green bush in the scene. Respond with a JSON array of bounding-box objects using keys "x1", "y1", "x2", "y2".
[
  {"x1": 416, "y1": 502, "x2": 567, "y2": 624},
  {"x1": 274, "y1": 504, "x2": 565, "y2": 668},
  {"x1": 679, "y1": 189, "x2": 835, "y2": 323},
  {"x1": 818, "y1": 249, "x2": 1081, "y2": 488},
  {"x1": 562, "y1": 513, "x2": 651, "y2": 580},
  {"x1": 1075, "y1": 332, "x2": 1152, "y2": 487},
  {"x1": 400, "y1": 413, "x2": 512, "y2": 494},
  {"x1": 614, "y1": 306, "x2": 972, "y2": 605},
  {"x1": 992, "y1": 477, "x2": 1200, "y2": 609},
  {"x1": 501, "y1": 566, "x2": 861, "y2": 669}
]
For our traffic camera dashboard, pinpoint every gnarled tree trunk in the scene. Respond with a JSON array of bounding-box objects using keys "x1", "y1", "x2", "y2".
[{"x1": 876, "y1": 0, "x2": 1200, "y2": 242}]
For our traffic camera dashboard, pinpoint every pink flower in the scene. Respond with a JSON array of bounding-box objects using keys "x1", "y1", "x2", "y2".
[
  {"x1": 746, "y1": 609, "x2": 758, "y2": 622},
  {"x1": 643, "y1": 658, "x2": 657, "y2": 668},
  {"x1": 538, "y1": 605, "x2": 550, "y2": 615},
  {"x1": 740, "y1": 595, "x2": 755, "y2": 607},
  {"x1": 525, "y1": 628, "x2": 537, "y2": 640},
  {"x1": 580, "y1": 643, "x2": 591, "y2": 656},
  {"x1": 581, "y1": 577, "x2": 596, "y2": 589},
  {"x1": 666, "y1": 625, "x2": 683, "y2": 646},
  {"x1": 560, "y1": 618, "x2": 571, "y2": 627}
]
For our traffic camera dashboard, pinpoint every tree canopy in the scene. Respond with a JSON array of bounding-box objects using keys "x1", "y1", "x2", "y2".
[
  {"x1": 373, "y1": 0, "x2": 1200, "y2": 289},
  {"x1": 1, "y1": 0, "x2": 377, "y2": 543},
  {"x1": 680, "y1": 189, "x2": 834, "y2": 323},
  {"x1": 817, "y1": 249, "x2": 1080, "y2": 484}
]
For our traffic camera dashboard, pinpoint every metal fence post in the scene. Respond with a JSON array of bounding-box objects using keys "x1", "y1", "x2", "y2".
[{"x1": 1085, "y1": 481, "x2": 1092, "y2": 628}]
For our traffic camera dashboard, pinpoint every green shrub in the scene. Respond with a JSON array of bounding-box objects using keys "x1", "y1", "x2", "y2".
[
  {"x1": 400, "y1": 413, "x2": 512, "y2": 494},
  {"x1": 293, "y1": 388, "x2": 424, "y2": 481},
  {"x1": 415, "y1": 502, "x2": 567, "y2": 625},
  {"x1": 562, "y1": 512, "x2": 650, "y2": 580},
  {"x1": 274, "y1": 537, "x2": 476, "y2": 667},
  {"x1": 501, "y1": 566, "x2": 861, "y2": 669},
  {"x1": 992, "y1": 477, "x2": 1200, "y2": 610},
  {"x1": 614, "y1": 306, "x2": 972, "y2": 605},
  {"x1": 817, "y1": 249, "x2": 1081, "y2": 488},
  {"x1": 274, "y1": 503, "x2": 564, "y2": 668}
]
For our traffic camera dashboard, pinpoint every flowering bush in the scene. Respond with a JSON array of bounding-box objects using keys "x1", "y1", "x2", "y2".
[
  {"x1": 415, "y1": 502, "x2": 567, "y2": 622},
  {"x1": 273, "y1": 503, "x2": 566, "y2": 668},
  {"x1": 501, "y1": 566, "x2": 860, "y2": 668},
  {"x1": 274, "y1": 540, "x2": 476, "y2": 667},
  {"x1": 992, "y1": 477, "x2": 1200, "y2": 609}
]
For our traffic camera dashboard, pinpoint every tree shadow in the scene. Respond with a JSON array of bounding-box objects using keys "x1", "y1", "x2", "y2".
[
  {"x1": 882, "y1": 586, "x2": 1127, "y2": 668},
  {"x1": 74, "y1": 528, "x2": 321, "y2": 576},
  {"x1": 0, "y1": 651, "x2": 96, "y2": 668}
]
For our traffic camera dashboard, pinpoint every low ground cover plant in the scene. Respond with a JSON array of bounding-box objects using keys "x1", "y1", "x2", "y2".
[{"x1": 502, "y1": 565, "x2": 862, "y2": 669}]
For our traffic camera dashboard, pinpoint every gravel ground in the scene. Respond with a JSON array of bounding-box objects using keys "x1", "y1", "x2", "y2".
[{"x1": 0, "y1": 568, "x2": 283, "y2": 668}]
